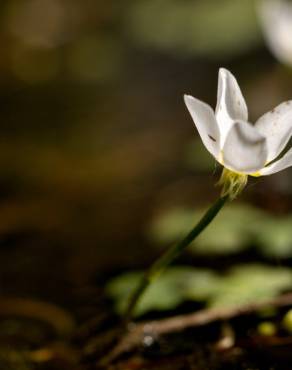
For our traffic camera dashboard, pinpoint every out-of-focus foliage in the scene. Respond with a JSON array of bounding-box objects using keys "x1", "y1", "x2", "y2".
[
  {"x1": 67, "y1": 35, "x2": 124, "y2": 83},
  {"x1": 106, "y1": 264, "x2": 292, "y2": 316},
  {"x1": 149, "y1": 204, "x2": 292, "y2": 257},
  {"x1": 106, "y1": 267, "x2": 218, "y2": 316},
  {"x1": 209, "y1": 264, "x2": 292, "y2": 308},
  {"x1": 256, "y1": 216, "x2": 292, "y2": 257},
  {"x1": 282, "y1": 309, "x2": 292, "y2": 332},
  {"x1": 149, "y1": 204, "x2": 261, "y2": 254},
  {"x1": 257, "y1": 321, "x2": 277, "y2": 336},
  {"x1": 1, "y1": 0, "x2": 125, "y2": 84},
  {"x1": 125, "y1": 0, "x2": 261, "y2": 58}
]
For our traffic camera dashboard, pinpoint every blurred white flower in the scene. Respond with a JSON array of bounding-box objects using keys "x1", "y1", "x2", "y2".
[
  {"x1": 184, "y1": 68, "x2": 292, "y2": 177},
  {"x1": 258, "y1": 0, "x2": 292, "y2": 66}
]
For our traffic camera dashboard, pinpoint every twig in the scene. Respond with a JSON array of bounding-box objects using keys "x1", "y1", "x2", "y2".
[{"x1": 99, "y1": 293, "x2": 292, "y2": 365}]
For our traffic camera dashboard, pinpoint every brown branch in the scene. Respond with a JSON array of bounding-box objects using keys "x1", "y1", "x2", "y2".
[{"x1": 99, "y1": 293, "x2": 292, "y2": 366}]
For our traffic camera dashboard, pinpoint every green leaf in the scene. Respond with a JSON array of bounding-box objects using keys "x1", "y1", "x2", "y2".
[
  {"x1": 209, "y1": 264, "x2": 292, "y2": 308},
  {"x1": 106, "y1": 266, "x2": 218, "y2": 316},
  {"x1": 149, "y1": 204, "x2": 265, "y2": 255},
  {"x1": 106, "y1": 264, "x2": 292, "y2": 317},
  {"x1": 149, "y1": 202, "x2": 292, "y2": 258}
]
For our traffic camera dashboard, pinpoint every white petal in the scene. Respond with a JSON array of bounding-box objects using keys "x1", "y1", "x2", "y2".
[
  {"x1": 184, "y1": 95, "x2": 220, "y2": 158},
  {"x1": 255, "y1": 100, "x2": 292, "y2": 162},
  {"x1": 222, "y1": 121, "x2": 268, "y2": 174},
  {"x1": 215, "y1": 68, "x2": 248, "y2": 146},
  {"x1": 258, "y1": 0, "x2": 292, "y2": 66},
  {"x1": 260, "y1": 147, "x2": 292, "y2": 175}
]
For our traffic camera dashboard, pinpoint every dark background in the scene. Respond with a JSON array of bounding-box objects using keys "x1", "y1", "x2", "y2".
[{"x1": 0, "y1": 0, "x2": 292, "y2": 305}]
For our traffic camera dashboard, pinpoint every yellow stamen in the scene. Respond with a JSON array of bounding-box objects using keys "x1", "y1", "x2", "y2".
[
  {"x1": 217, "y1": 168, "x2": 248, "y2": 200},
  {"x1": 250, "y1": 171, "x2": 261, "y2": 177}
]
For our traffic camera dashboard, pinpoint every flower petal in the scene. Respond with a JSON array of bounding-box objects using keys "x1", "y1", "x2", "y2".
[
  {"x1": 255, "y1": 100, "x2": 292, "y2": 162},
  {"x1": 184, "y1": 94, "x2": 220, "y2": 158},
  {"x1": 223, "y1": 121, "x2": 268, "y2": 174},
  {"x1": 258, "y1": 0, "x2": 292, "y2": 66},
  {"x1": 260, "y1": 147, "x2": 292, "y2": 175},
  {"x1": 215, "y1": 68, "x2": 248, "y2": 146}
]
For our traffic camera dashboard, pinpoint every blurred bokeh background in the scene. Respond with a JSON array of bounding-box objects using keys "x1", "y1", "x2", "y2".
[{"x1": 0, "y1": 0, "x2": 292, "y2": 309}]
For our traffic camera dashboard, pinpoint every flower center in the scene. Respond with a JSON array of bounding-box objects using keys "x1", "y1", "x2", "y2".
[{"x1": 217, "y1": 168, "x2": 248, "y2": 200}]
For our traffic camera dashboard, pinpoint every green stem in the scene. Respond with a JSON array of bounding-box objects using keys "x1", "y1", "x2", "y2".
[{"x1": 124, "y1": 195, "x2": 229, "y2": 321}]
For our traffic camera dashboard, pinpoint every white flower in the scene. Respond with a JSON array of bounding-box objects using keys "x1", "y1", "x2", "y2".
[
  {"x1": 258, "y1": 0, "x2": 292, "y2": 67},
  {"x1": 184, "y1": 68, "x2": 292, "y2": 178}
]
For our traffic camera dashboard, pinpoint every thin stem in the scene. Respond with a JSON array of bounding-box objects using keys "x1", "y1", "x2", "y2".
[{"x1": 124, "y1": 195, "x2": 229, "y2": 321}]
